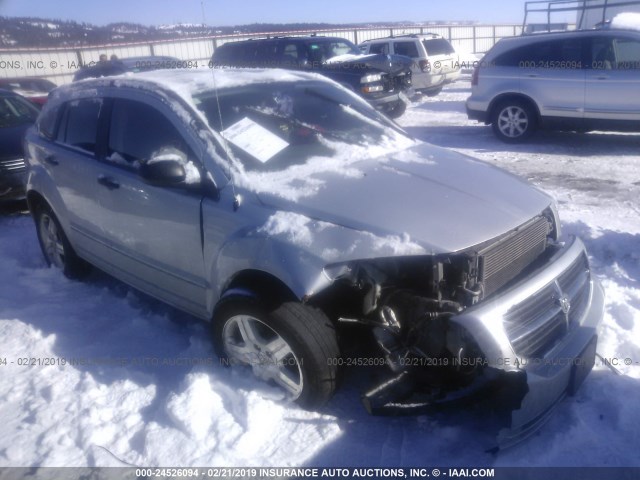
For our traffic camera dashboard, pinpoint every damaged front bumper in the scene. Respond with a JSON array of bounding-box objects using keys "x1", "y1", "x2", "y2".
[{"x1": 365, "y1": 237, "x2": 604, "y2": 448}]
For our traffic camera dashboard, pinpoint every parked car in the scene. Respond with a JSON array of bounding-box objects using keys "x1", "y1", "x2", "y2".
[
  {"x1": 0, "y1": 89, "x2": 39, "y2": 201},
  {"x1": 25, "y1": 68, "x2": 603, "y2": 447},
  {"x1": 73, "y1": 55, "x2": 185, "y2": 81},
  {"x1": 359, "y1": 34, "x2": 461, "y2": 97},
  {"x1": 466, "y1": 28, "x2": 640, "y2": 142},
  {"x1": 210, "y1": 36, "x2": 413, "y2": 118},
  {"x1": 0, "y1": 77, "x2": 56, "y2": 105}
]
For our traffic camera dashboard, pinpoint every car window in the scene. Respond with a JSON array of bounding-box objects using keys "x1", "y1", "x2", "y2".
[
  {"x1": 422, "y1": 38, "x2": 455, "y2": 56},
  {"x1": 393, "y1": 41, "x2": 420, "y2": 58},
  {"x1": 279, "y1": 42, "x2": 302, "y2": 65},
  {"x1": 56, "y1": 98, "x2": 102, "y2": 153},
  {"x1": 37, "y1": 105, "x2": 60, "y2": 139},
  {"x1": 193, "y1": 81, "x2": 406, "y2": 173},
  {"x1": 614, "y1": 37, "x2": 640, "y2": 70},
  {"x1": 495, "y1": 38, "x2": 583, "y2": 68},
  {"x1": 307, "y1": 40, "x2": 360, "y2": 63},
  {"x1": 107, "y1": 98, "x2": 192, "y2": 167},
  {"x1": 368, "y1": 43, "x2": 389, "y2": 55},
  {"x1": 591, "y1": 37, "x2": 616, "y2": 70},
  {"x1": 0, "y1": 95, "x2": 39, "y2": 128}
]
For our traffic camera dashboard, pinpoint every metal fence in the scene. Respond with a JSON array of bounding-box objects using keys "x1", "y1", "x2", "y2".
[{"x1": 0, "y1": 24, "x2": 523, "y2": 85}]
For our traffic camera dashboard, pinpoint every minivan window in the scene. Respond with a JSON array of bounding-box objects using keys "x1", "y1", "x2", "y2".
[
  {"x1": 107, "y1": 99, "x2": 190, "y2": 165},
  {"x1": 57, "y1": 98, "x2": 102, "y2": 153}
]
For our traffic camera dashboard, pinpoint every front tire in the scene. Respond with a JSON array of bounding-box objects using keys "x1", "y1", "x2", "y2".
[
  {"x1": 384, "y1": 99, "x2": 407, "y2": 119},
  {"x1": 212, "y1": 298, "x2": 339, "y2": 409},
  {"x1": 34, "y1": 204, "x2": 90, "y2": 278},
  {"x1": 491, "y1": 99, "x2": 537, "y2": 143}
]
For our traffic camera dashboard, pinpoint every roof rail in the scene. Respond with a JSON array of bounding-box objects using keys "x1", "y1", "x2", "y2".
[{"x1": 523, "y1": 0, "x2": 640, "y2": 32}]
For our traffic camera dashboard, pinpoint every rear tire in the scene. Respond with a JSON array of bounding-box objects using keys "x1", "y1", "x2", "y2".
[
  {"x1": 491, "y1": 99, "x2": 537, "y2": 143},
  {"x1": 212, "y1": 297, "x2": 339, "y2": 409},
  {"x1": 34, "y1": 204, "x2": 91, "y2": 279}
]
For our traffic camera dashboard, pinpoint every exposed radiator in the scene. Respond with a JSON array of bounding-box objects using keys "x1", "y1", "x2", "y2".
[{"x1": 479, "y1": 216, "x2": 550, "y2": 297}]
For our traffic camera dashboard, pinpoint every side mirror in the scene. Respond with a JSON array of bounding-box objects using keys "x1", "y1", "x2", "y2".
[{"x1": 140, "y1": 159, "x2": 186, "y2": 186}]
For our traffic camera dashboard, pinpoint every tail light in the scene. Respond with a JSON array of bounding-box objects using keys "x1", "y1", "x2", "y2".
[{"x1": 419, "y1": 59, "x2": 430, "y2": 72}]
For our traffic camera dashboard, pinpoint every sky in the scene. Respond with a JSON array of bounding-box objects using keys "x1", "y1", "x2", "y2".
[{"x1": 0, "y1": 0, "x2": 535, "y2": 26}]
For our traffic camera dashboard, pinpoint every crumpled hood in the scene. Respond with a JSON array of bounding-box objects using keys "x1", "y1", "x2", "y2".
[
  {"x1": 256, "y1": 143, "x2": 552, "y2": 256},
  {"x1": 325, "y1": 53, "x2": 413, "y2": 75}
]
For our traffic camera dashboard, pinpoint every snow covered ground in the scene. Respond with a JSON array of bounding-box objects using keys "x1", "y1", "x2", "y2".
[{"x1": 1, "y1": 77, "x2": 639, "y2": 468}]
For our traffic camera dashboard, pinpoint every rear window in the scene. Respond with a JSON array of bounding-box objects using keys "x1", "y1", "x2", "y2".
[
  {"x1": 56, "y1": 98, "x2": 102, "y2": 153},
  {"x1": 422, "y1": 38, "x2": 455, "y2": 56},
  {"x1": 37, "y1": 104, "x2": 59, "y2": 139}
]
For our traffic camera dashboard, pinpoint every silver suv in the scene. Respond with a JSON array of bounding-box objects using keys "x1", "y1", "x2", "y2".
[
  {"x1": 359, "y1": 34, "x2": 461, "y2": 97},
  {"x1": 25, "y1": 68, "x2": 603, "y2": 447},
  {"x1": 467, "y1": 29, "x2": 640, "y2": 142}
]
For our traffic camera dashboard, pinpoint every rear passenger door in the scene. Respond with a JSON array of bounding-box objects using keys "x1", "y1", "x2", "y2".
[
  {"x1": 585, "y1": 34, "x2": 640, "y2": 121},
  {"x1": 495, "y1": 38, "x2": 586, "y2": 120},
  {"x1": 92, "y1": 94, "x2": 209, "y2": 318},
  {"x1": 48, "y1": 97, "x2": 110, "y2": 256},
  {"x1": 517, "y1": 37, "x2": 587, "y2": 120}
]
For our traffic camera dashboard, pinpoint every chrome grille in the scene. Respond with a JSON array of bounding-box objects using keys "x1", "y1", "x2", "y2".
[
  {"x1": 479, "y1": 216, "x2": 550, "y2": 297},
  {"x1": 0, "y1": 157, "x2": 26, "y2": 173},
  {"x1": 504, "y1": 253, "x2": 591, "y2": 358}
]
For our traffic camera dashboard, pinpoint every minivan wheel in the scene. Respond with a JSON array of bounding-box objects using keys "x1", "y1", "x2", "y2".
[
  {"x1": 212, "y1": 298, "x2": 339, "y2": 409},
  {"x1": 35, "y1": 205, "x2": 90, "y2": 278},
  {"x1": 492, "y1": 100, "x2": 537, "y2": 143}
]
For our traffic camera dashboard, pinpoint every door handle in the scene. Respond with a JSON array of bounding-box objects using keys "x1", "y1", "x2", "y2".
[
  {"x1": 596, "y1": 75, "x2": 609, "y2": 80},
  {"x1": 44, "y1": 155, "x2": 58, "y2": 166},
  {"x1": 525, "y1": 73, "x2": 540, "y2": 78},
  {"x1": 97, "y1": 175, "x2": 120, "y2": 190}
]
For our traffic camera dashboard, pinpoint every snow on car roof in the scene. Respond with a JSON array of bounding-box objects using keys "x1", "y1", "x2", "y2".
[
  {"x1": 611, "y1": 12, "x2": 640, "y2": 31},
  {"x1": 66, "y1": 66, "x2": 328, "y2": 98}
]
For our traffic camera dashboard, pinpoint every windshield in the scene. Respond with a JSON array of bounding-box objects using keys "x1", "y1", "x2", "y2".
[
  {"x1": 0, "y1": 95, "x2": 39, "y2": 128},
  {"x1": 193, "y1": 81, "x2": 408, "y2": 173}
]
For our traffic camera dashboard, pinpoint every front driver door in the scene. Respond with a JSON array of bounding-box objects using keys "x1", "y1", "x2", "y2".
[{"x1": 91, "y1": 93, "x2": 209, "y2": 318}]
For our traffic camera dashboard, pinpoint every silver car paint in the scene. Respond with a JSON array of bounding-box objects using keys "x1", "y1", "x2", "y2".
[{"x1": 25, "y1": 71, "x2": 603, "y2": 445}]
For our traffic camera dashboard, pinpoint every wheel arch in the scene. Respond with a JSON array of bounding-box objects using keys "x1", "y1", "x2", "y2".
[
  {"x1": 218, "y1": 269, "x2": 299, "y2": 311},
  {"x1": 26, "y1": 190, "x2": 48, "y2": 215},
  {"x1": 488, "y1": 93, "x2": 541, "y2": 125}
]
